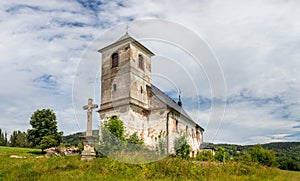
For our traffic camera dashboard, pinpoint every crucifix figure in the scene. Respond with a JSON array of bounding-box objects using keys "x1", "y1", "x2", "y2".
[{"x1": 83, "y1": 98, "x2": 98, "y2": 137}]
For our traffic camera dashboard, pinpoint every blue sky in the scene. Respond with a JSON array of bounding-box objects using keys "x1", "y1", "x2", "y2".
[{"x1": 0, "y1": 0, "x2": 299, "y2": 145}]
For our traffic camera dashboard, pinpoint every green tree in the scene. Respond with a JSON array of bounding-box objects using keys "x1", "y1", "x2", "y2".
[
  {"x1": 174, "y1": 135, "x2": 191, "y2": 158},
  {"x1": 249, "y1": 144, "x2": 277, "y2": 167},
  {"x1": 104, "y1": 116, "x2": 125, "y2": 140},
  {"x1": 0, "y1": 128, "x2": 8, "y2": 146},
  {"x1": 27, "y1": 109, "x2": 63, "y2": 152},
  {"x1": 99, "y1": 116, "x2": 126, "y2": 155},
  {"x1": 215, "y1": 147, "x2": 228, "y2": 162},
  {"x1": 10, "y1": 130, "x2": 28, "y2": 147},
  {"x1": 279, "y1": 159, "x2": 300, "y2": 171},
  {"x1": 40, "y1": 135, "x2": 58, "y2": 151}
]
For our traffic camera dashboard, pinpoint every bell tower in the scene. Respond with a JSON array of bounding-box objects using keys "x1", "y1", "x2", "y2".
[{"x1": 98, "y1": 33, "x2": 154, "y2": 116}]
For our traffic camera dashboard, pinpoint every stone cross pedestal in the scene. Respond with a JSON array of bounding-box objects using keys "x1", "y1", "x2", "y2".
[{"x1": 81, "y1": 98, "x2": 98, "y2": 161}]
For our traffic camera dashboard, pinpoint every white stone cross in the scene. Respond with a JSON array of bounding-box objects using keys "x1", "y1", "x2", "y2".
[{"x1": 83, "y1": 98, "x2": 98, "y2": 137}]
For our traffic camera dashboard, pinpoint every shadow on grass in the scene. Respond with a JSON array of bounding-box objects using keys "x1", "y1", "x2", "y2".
[{"x1": 28, "y1": 150, "x2": 44, "y2": 155}]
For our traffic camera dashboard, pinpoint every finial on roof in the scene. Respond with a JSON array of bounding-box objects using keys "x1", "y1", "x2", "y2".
[
  {"x1": 126, "y1": 24, "x2": 129, "y2": 34},
  {"x1": 178, "y1": 90, "x2": 182, "y2": 107}
]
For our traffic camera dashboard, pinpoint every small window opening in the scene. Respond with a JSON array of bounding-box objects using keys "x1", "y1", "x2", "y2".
[
  {"x1": 111, "y1": 53, "x2": 119, "y2": 68},
  {"x1": 138, "y1": 54, "x2": 144, "y2": 70}
]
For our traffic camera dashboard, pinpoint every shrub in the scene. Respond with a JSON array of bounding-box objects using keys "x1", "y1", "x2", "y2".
[
  {"x1": 155, "y1": 131, "x2": 167, "y2": 156},
  {"x1": 174, "y1": 135, "x2": 190, "y2": 158},
  {"x1": 196, "y1": 150, "x2": 214, "y2": 161},
  {"x1": 99, "y1": 116, "x2": 147, "y2": 156},
  {"x1": 126, "y1": 132, "x2": 144, "y2": 151},
  {"x1": 77, "y1": 142, "x2": 83, "y2": 153},
  {"x1": 127, "y1": 132, "x2": 143, "y2": 145},
  {"x1": 99, "y1": 116, "x2": 125, "y2": 155}
]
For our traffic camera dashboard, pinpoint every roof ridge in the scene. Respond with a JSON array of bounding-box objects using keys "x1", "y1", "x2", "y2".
[
  {"x1": 151, "y1": 84, "x2": 177, "y2": 103},
  {"x1": 149, "y1": 84, "x2": 197, "y2": 124}
]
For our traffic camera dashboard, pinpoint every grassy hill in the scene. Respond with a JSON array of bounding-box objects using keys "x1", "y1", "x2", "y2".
[{"x1": 1, "y1": 146, "x2": 299, "y2": 180}]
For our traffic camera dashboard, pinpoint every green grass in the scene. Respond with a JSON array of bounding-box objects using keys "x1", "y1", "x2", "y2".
[
  {"x1": 0, "y1": 146, "x2": 42, "y2": 156},
  {"x1": 0, "y1": 146, "x2": 299, "y2": 181}
]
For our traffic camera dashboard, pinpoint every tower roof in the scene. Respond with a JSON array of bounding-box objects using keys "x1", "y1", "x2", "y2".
[
  {"x1": 98, "y1": 33, "x2": 155, "y2": 56},
  {"x1": 116, "y1": 32, "x2": 131, "y2": 41}
]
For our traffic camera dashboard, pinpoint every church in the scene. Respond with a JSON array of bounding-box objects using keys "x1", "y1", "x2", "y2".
[{"x1": 97, "y1": 32, "x2": 204, "y2": 157}]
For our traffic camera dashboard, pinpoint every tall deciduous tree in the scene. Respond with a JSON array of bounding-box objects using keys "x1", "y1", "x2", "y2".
[{"x1": 27, "y1": 109, "x2": 63, "y2": 152}]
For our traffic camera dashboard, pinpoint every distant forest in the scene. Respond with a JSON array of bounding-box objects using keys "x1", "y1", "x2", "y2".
[
  {"x1": 62, "y1": 131, "x2": 300, "y2": 171},
  {"x1": 207, "y1": 142, "x2": 300, "y2": 171},
  {"x1": 62, "y1": 130, "x2": 99, "y2": 146}
]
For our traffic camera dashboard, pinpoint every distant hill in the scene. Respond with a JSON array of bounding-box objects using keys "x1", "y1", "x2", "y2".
[
  {"x1": 206, "y1": 142, "x2": 300, "y2": 171},
  {"x1": 62, "y1": 130, "x2": 99, "y2": 146}
]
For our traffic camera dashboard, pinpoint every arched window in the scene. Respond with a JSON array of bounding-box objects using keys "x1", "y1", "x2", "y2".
[
  {"x1": 138, "y1": 54, "x2": 144, "y2": 70},
  {"x1": 111, "y1": 53, "x2": 119, "y2": 68}
]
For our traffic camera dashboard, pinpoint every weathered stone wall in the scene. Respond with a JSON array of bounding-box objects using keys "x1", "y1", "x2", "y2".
[
  {"x1": 165, "y1": 112, "x2": 203, "y2": 156},
  {"x1": 128, "y1": 44, "x2": 152, "y2": 110},
  {"x1": 99, "y1": 91, "x2": 203, "y2": 156},
  {"x1": 99, "y1": 104, "x2": 167, "y2": 150},
  {"x1": 100, "y1": 42, "x2": 131, "y2": 110}
]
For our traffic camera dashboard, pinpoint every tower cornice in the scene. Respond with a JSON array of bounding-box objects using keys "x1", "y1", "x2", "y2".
[{"x1": 98, "y1": 33, "x2": 155, "y2": 56}]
